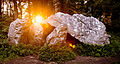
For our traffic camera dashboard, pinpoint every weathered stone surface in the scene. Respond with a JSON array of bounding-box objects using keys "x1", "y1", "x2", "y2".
[
  {"x1": 8, "y1": 12, "x2": 111, "y2": 46},
  {"x1": 28, "y1": 23, "x2": 44, "y2": 45},
  {"x1": 8, "y1": 19, "x2": 27, "y2": 44},
  {"x1": 46, "y1": 24, "x2": 67, "y2": 45},
  {"x1": 8, "y1": 19, "x2": 44, "y2": 45},
  {"x1": 46, "y1": 12, "x2": 110, "y2": 45}
]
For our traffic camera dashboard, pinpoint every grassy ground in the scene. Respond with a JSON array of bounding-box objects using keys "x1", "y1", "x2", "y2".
[{"x1": 0, "y1": 32, "x2": 120, "y2": 63}]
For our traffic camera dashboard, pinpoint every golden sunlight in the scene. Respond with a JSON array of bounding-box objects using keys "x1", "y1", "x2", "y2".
[
  {"x1": 69, "y1": 43, "x2": 76, "y2": 48},
  {"x1": 35, "y1": 15, "x2": 43, "y2": 23}
]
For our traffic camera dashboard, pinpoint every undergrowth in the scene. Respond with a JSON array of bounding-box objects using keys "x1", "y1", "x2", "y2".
[
  {"x1": 0, "y1": 32, "x2": 119, "y2": 62},
  {"x1": 0, "y1": 15, "x2": 13, "y2": 43},
  {"x1": 39, "y1": 43, "x2": 76, "y2": 63},
  {"x1": 0, "y1": 43, "x2": 40, "y2": 61},
  {"x1": 75, "y1": 32, "x2": 120, "y2": 57}
]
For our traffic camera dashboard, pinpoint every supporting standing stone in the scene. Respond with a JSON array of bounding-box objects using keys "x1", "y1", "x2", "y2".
[
  {"x1": 8, "y1": 19, "x2": 27, "y2": 44},
  {"x1": 46, "y1": 24, "x2": 67, "y2": 45},
  {"x1": 8, "y1": 19, "x2": 45, "y2": 45}
]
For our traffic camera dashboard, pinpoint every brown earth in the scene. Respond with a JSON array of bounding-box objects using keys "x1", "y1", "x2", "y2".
[{"x1": 1, "y1": 55, "x2": 120, "y2": 64}]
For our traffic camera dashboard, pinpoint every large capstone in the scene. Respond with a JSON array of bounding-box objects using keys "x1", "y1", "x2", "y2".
[
  {"x1": 46, "y1": 24, "x2": 67, "y2": 45},
  {"x1": 46, "y1": 12, "x2": 110, "y2": 45}
]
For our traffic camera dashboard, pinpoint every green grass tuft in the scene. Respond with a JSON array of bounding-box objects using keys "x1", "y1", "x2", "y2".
[{"x1": 39, "y1": 43, "x2": 76, "y2": 63}]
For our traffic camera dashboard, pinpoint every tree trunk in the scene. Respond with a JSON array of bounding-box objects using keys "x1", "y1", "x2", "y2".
[
  {"x1": 13, "y1": 0, "x2": 18, "y2": 20},
  {"x1": 64, "y1": 0, "x2": 69, "y2": 13},
  {"x1": 9, "y1": 1, "x2": 12, "y2": 17},
  {"x1": 49, "y1": 0, "x2": 54, "y2": 14},
  {"x1": 28, "y1": 0, "x2": 31, "y2": 19},
  {"x1": 7, "y1": 2, "x2": 9, "y2": 16},
  {"x1": 0, "y1": 0, "x2": 1, "y2": 14},
  {"x1": 19, "y1": 0, "x2": 22, "y2": 19},
  {"x1": 53, "y1": 0, "x2": 64, "y2": 13},
  {"x1": 3, "y1": 0, "x2": 4, "y2": 15}
]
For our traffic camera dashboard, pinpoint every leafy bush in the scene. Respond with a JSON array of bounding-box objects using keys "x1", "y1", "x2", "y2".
[
  {"x1": 14, "y1": 44, "x2": 40, "y2": 56},
  {"x1": 0, "y1": 43, "x2": 76, "y2": 63},
  {"x1": 75, "y1": 32, "x2": 120, "y2": 57},
  {"x1": 0, "y1": 43, "x2": 18, "y2": 61},
  {"x1": 0, "y1": 15, "x2": 13, "y2": 43},
  {"x1": 39, "y1": 43, "x2": 76, "y2": 63},
  {"x1": 112, "y1": 62, "x2": 120, "y2": 64},
  {"x1": 0, "y1": 43, "x2": 40, "y2": 61}
]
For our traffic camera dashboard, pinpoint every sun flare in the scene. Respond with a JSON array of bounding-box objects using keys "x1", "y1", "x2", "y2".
[{"x1": 35, "y1": 15, "x2": 43, "y2": 23}]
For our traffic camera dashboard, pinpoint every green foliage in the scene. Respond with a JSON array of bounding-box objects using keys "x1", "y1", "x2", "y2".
[
  {"x1": 0, "y1": 15, "x2": 13, "y2": 43},
  {"x1": 0, "y1": 31, "x2": 120, "y2": 62},
  {"x1": 39, "y1": 43, "x2": 76, "y2": 63},
  {"x1": 112, "y1": 62, "x2": 120, "y2": 64},
  {"x1": 0, "y1": 43, "x2": 18, "y2": 61},
  {"x1": 0, "y1": 43, "x2": 76, "y2": 63},
  {"x1": 67, "y1": 0, "x2": 104, "y2": 15},
  {"x1": 75, "y1": 32, "x2": 120, "y2": 57},
  {"x1": 0, "y1": 43, "x2": 40, "y2": 61}
]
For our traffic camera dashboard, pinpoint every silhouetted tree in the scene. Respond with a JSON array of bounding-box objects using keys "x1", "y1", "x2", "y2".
[
  {"x1": 18, "y1": 0, "x2": 22, "y2": 19},
  {"x1": 9, "y1": 0, "x2": 12, "y2": 17},
  {"x1": 0, "y1": 0, "x2": 2, "y2": 16},
  {"x1": 13, "y1": 0, "x2": 18, "y2": 20},
  {"x1": 28, "y1": 0, "x2": 31, "y2": 19},
  {"x1": 53, "y1": 0, "x2": 64, "y2": 13}
]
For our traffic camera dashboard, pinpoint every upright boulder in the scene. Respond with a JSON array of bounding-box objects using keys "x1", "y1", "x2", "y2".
[
  {"x1": 8, "y1": 19, "x2": 44, "y2": 45},
  {"x1": 46, "y1": 24, "x2": 67, "y2": 45},
  {"x1": 8, "y1": 19, "x2": 27, "y2": 44},
  {"x1": 46, "y1": 12, "x2": 111, "y2": 45},
  {"x1": 19, "y1": 23, "x2": 44, "y2": 45}
]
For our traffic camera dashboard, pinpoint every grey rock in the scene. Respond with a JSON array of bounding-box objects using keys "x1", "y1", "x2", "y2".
[
  {"x1": 46, "y1": 12, "x2": 110, "y2": 45},
  {"x1": 8, "y1": 19, "x2": 27, "y2": 44},
  {"x1": 46, "y1": 24, "x2": 67, "y2": 45},
  {"x1": 8, "y1": 12, "x2": 110, "y2": 46},
  {"x1": 29, "y1": 23, "x2": 44, "y2": 45},
  {"x1": 8, "y1": 19, "x2": 44, "y2": 45}
]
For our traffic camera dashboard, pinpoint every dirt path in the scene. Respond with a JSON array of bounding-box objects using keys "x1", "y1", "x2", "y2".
[
  {"x1": 63, "y1": 56, "x2": 120, "y2": 64},
  {"x1": 1, "y1": 55, "x2": 120, "y2": 64}
]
